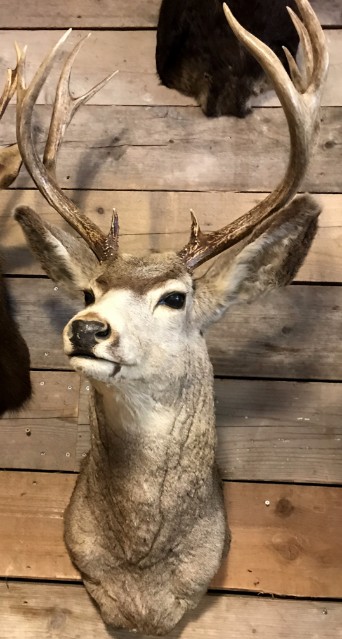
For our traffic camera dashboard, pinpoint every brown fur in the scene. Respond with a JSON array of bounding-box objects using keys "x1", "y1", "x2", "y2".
[{"x1": 0, "y1": 257, "x2": 31, "y2": 415}]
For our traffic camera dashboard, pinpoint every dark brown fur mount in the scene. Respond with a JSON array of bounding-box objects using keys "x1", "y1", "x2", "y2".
[
  {"x1": 0, "y1": 263, "x2": 31, "y2": 415},
  {"x1": 156, "y1": 0, "x2": 300, "y2": 117}
]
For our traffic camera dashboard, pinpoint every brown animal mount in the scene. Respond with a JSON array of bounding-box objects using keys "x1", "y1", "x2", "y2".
[
  {"x1": 14, "y1": 0, "x2": 328, "y2": 634},
  {"x1": 156, "y1": 0, "x2": 300, "y2": 118},
  {"x1": 0, "y1": 44, "x2": 31, "y2": 416}
]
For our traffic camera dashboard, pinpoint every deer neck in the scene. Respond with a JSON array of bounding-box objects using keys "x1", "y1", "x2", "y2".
[
  {"x1": 74, "y1": 344, "x2": 220, "y2": 565},
  {"x1": 90, "y1": 345, "x2": 214, "y2": 453}
]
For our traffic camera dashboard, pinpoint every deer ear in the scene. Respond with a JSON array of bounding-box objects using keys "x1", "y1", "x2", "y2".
[
  {"x1": 193, "y1": 195, "x2": 320, "y2": 329},
  {"x1": 14, "y1": 206, "x2": 99, "y2": 294}
]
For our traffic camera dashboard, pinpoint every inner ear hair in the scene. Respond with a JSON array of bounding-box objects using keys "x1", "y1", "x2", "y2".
[{"x1": 246, "y1": 193, "x2": 321, "y2": 286}]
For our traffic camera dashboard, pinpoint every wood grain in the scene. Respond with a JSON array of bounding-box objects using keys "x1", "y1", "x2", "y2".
[
  {"x1": 0, "y1": 371, "x2": 79, "y2": 470},
  {"x1": 0, "y1": 471, "x2": 341, "y2": 597},
  {"x1": 0, "y1": 30, "x2": 340, "y2": 107},
  {"x1": 2, "y1": 375, "x2": 341, "y2": 482},
  {"x1": 3, "y1": 190, "x2": 342, "y2": 283},
  {"x1": 1, "y1": 371, "x2": 79, "y2": 420},
  {"x1": 78, "y1": 379, "x2": 342, "y2": 483},
  {"x1": 7, "y1": 279, "x2": 342, "y2": 380},
  {"x1": 1, "y1": 583, "x2": 341, "y2": 639},
  {"x1": 0, "y1": 0, "x2": 338, "y2": 28},
  {"x1": 0, "y1": 105, "x2": 340, "y2": 193}
]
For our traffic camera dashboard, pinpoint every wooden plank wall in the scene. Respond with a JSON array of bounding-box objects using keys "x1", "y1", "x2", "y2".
[{"x1": 0, "y1": 1, "x2": 342, "y2": 637}]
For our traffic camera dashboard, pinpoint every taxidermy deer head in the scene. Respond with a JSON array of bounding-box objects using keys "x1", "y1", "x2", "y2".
[
  {"x1": 156, "y1": 0, "x2": 301, "y2": 118},
  {"x1": 0, "y1": 46, "x2": 31, "y2": 416},
  {"x1": 14, "y1": 0, "x2": 328, "y2": 634}
]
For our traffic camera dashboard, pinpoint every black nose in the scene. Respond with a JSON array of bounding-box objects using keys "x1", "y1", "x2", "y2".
[{"x1": 69, "y1": 319, "x2": 111, "y2": 353}]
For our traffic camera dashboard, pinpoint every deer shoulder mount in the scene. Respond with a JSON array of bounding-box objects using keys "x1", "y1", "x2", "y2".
[
  {"x1": 0, "y1": 46, "x2": 31, "y2": 416},
  {"x1": 14, "y1": 0, "x2": 328, "y2": 634},
  {"x1": 156, "y1": 0, "x2": 300, "y2": 118}
]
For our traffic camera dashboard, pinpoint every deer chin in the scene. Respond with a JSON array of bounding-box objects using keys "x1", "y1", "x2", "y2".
[{"x1": 69, "y1": 355, "x2": 121, "y2": 381}]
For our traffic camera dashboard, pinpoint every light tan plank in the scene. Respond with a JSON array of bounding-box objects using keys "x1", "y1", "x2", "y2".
[
  {"x1": 0, "y1": 30, "x2": 340, "y2": 107},
  {"x1": 8, "y1": 278, "x2": 342, "y2": 379},
  {"x1": 0, "y1": 472, "x2": 341, "y2": 597},
  {"x1": 1, "y1": 584, "x2": 341, "y2": 639},
  {"x1": 0, "y1": 0, "x2": 338, "y2": 28},
  {"x1": 0, "y1": 105, "x2": 340, "y2": 192},
  {"x1": 3, "y1": 190, "x2": 342, "y2": 283},
  {"x1": 213, "y1": 483, "x2": 342, "y2": 595}
]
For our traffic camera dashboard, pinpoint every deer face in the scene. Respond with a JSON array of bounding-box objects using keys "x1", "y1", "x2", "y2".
[{"x1": 62, "y1": 253, "x2": 196, "y2": 384}]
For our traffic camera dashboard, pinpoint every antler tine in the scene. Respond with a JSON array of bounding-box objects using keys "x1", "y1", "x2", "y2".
[
  {"x1": 44, "y1": 33, "x2": 118, "y2": 176},
  {"x1": 16, "y1": 30, "x2": 118, "y2": 263},
  {"x1": 178, "y1": 0, "x2": 329, "y2": 271},
  {"x1": 0, "y1": 44, "x2": 26, "y2": 188}
]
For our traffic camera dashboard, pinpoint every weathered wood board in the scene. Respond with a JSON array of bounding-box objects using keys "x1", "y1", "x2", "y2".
[
  {"x1": 1, "y1": 583, "x2": 341, "y2": 639},
  {"x1": 7, "y1": 279, "x2": 342, "y2": 380},
  {"x1": 3, "y1": 191, "x2": 342, "y2": 283},
  {"x1": 0, "y1": 0, "x2": 338, "y2": 28},
  {"x1": 1, "y1": 376, "x2": 342, "y2": 482},
  {"x1": 0, "y1": 472, "x2": 341, "y2": 597},
  {"x1": 0, "y1": 105, "x2": 340, "y2": 193},
  {"x1": 0, "y1": 30, "x2": 340, "y2": 107},
  {"x1": 0, "y1": 371, "x2": 79, "y2": 470}
]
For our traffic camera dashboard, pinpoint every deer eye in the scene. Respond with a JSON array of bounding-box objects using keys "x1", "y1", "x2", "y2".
[
  {"x1": 83, "y1": 289, "x2": 95, "y2": 306},
  {"x1": 157, "y1": 292, "x2": 186, "y2": 310}
]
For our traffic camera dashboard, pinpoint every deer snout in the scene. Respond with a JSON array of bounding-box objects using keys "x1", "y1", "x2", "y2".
[{"x1": 68, "y1": 318, "x2": 111, "y2": 354}]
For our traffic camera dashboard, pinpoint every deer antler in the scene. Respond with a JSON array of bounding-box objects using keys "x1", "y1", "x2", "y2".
[
  {"x1": 0, "y1": 44, "x2": 25, "y2": 188},
  {"x1": 16, "y1": 30, "x2": 118, "y2": 262},
  {"x1": 178, "y1": 0, "x2": 329, "y2": 270}
]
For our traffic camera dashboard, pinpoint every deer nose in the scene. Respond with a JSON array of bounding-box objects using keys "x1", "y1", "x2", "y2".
[{"x1": 69, "y1": 319, "x2": 111, "y2": 351}]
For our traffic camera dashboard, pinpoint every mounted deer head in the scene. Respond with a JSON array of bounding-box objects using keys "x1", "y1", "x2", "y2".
[
  {"x1": 14, "y1": 0, "x2": 328, "y2": 634},
  {"x1": 0, "y1": 45, "x2": 31, "y2": 416},
  {"x1": 156, "y1": 0, "x2": 300, "y2": 118}
]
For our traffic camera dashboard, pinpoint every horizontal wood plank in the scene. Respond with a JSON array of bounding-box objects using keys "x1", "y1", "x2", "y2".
[
  {"x1": 7, "y1": 279, "x2": 342, "y2": 380},
  {"x1": 0, "y1": 105, "x2": 340, "y2": 193},
  {"x1": 0, "y1": 472, "x2": 341, "y2": 597},
  {"x1": 3, "y1": 191, "x2": 342, "y2": 283},
  {"x1": 0, "y1": 0, "x2": 338, "y2": 28},
  {"x1": 1, "y1": 583, "x2": 341, "y2": 639},
  {"x1": 0, "y1": 30, "x2": 340, "y2": 107},
  {"x1": 2, "y1": 375, "x2": 341, "y2": 482},
  {"x1": 1, "y1": 371, "x2": 79, "y2": 420},
  {"x1": 0, "y1": 371, "x2": 79, "y2": 470},
  {"x1": 0, "y1": 418, "x2": 78, "y2": 471}
]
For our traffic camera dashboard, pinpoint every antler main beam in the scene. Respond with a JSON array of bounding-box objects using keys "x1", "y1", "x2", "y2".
[
  {"x1": 178, "y1": 0, "x2": 329, "y2": 270},
  {"x1": 16, "y1": 30, "x2": 118, "y2": 262}
]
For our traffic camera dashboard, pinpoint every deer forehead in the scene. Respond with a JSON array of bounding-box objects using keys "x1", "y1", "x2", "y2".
[{"x1": 93, "y1": 252, "x2": 190, "y2": 296}]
